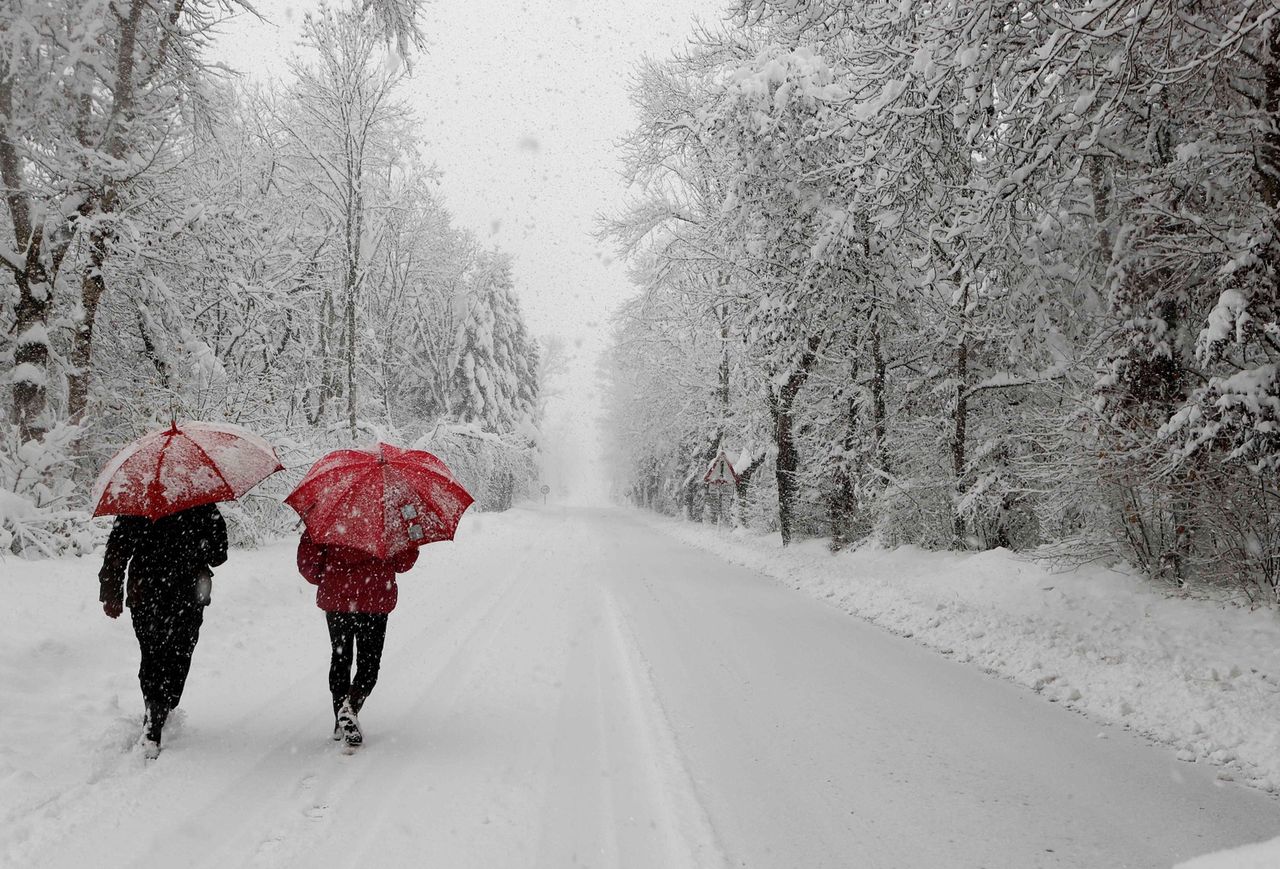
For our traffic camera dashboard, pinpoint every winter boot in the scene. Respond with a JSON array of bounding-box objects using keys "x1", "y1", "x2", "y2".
[
  {"x1": 141, "y1": 703, "x2": 166, "y2": 759},
  {"x1": 336, "y1": 698, "x2": 362, "y2": 746}
]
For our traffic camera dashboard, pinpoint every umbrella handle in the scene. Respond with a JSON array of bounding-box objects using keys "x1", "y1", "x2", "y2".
[{"x1": 294, "y1": 499, "x2": 317, "y2": 532}]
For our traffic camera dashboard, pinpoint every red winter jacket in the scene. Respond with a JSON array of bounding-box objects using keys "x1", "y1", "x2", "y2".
[{"x1": 297, "y1": 533, "x2": 418, "y2": 614}]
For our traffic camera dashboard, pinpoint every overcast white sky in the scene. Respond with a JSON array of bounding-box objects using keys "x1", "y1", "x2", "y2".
[{"x1": 211, "y1": 0, "x2": 727, "y2": 502}]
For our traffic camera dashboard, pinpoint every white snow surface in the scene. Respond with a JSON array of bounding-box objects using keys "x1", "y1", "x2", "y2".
[
  {"x1": 2, "y1": 506, "x2": 1276, "y2": 868},
  {"x1": 1175, "y1": 835, "x2": 1280, "y2": 868},
  {"x1": 656, "y1": 516, "x2": 1280, "y2": 795}
]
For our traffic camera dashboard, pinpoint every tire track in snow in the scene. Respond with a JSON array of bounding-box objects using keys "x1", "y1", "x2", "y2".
[
  {"x1": 267, "y1": 507, "x2": 728, "y2": 869},
  {"x1": 268, "y1": 547, "x2": 557, "y2": 868},
  {"x1": 601, "y1": 590, "x2": 727, "y2": 869},
  {"x1": 305, "y1": 510, "x2": 612, "y2": 867},
  {"x1": 187, "y1": 510, "x2": 579, "y2": 869},
  {"x1": 532, "y1": 583, "x2": 726, "y2": 869}
]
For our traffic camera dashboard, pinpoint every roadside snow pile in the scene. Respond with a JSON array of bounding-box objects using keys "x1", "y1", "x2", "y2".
[
  {"x1": 1175, "y1": 835, "x2": 1280, "y2": 868},
  {"x1": 652, "y1": 517, "x2": 1280, "y2": 794}
]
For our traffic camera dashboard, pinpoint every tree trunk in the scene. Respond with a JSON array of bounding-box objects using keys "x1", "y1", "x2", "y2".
[
  {"x1": 694, "y1": 300, "x2": 732, "y2": 524},
  {"x1": 951, "y1": 292, "x2": 969, "y2": 547},
  {"x1": 771, "y1": 334, "x2": 821, "y2": 545},
  {"x1": 1, "y1": 75, "x2": 53, "y2": 442},
  {"x1": 717, "y1": 301, "x2": 731, "y2": 410},
  {"x1": 1257, "y1": 23, "x2": 1280, "y2": 304},
  {"x1": 830, "y1": 356, "x2": 857, "y2": 550},
  {"x1": 68, "y1": 225, "x2": 108, "y2": 422},
  {"x1": 871, "y1": 316, "x2": 888, "y2": 475},
  {"x1": 1088, "y1": 155, "x2": 1114, "y2": 269},
  {"x1": 10, "y1": 257, "x2": 52, "y2": 443},
  {"x1": 344, "y1": 168, "x2": 363, "y2": 440},
  {"x1": 734, "y1": 451, "x2": 766, "y2": 528},
  {"x1": 346, "y1": 281, "x2": 357, "y2": 438},
  {"x1": 772, "y1": 396, "x2": 799, "y2": 545},
  {"x1": 645, "y1": 458, "x2": 659, "y2": 510},
  {"x1": 136, "y1": 306, "x2": 171, "y2": 388},
  {"x1": 307, "y1": 281, "x2": 335, "y2": 426},
  {"x1": 67, "y1": 0, "x2": 145, "y2": 425},
  {"x1": 1259, "y1": 24, "x2": 1280, "y2": 230}
]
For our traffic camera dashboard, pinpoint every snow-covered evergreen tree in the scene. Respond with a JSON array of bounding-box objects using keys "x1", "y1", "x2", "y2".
[{"x1": 451, "y1": 251, "x2": 539, "y2": 437}]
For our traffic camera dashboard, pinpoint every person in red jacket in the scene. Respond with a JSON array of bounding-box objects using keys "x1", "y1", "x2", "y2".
[{"x1": 297, "y1": 531, "x2": 418, "y2": 746}]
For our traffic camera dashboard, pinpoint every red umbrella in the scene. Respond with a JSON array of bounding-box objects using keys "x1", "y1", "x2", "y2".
[
  {"x1": 91, "y1": 421, "x2": 284, "y2": 520},
  {"x1": 285, "y1": 442, "x2": 473, "y2": 559}
]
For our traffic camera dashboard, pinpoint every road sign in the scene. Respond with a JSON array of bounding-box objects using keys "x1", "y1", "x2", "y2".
[{"x1": 703, "y1": 450, "x2": 738, "y2": 485}]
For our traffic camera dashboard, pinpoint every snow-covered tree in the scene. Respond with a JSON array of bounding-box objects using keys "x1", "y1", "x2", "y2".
[
  {"x1": 0, "y1": 0, "x2": 251, "y2": 441},
  {"x1": 0, "y1": 0, "x2": 548, "y2": 552},
  {"x1": 451, "y1": 251, "x2": 539, "y2": 437},
  {"x1": 604, "y1": 0, "x2": 1280, "y2": 597}
]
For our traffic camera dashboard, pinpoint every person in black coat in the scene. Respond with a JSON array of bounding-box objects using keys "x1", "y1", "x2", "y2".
[{"x1": 98, "y1": 503, "x2": 228, "y2": 757}]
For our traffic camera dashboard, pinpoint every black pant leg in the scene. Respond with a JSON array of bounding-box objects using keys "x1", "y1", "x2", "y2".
[
  {"x1": 131, "y1": 605, "x2": 166, "y2": 713},
  {"x1": 349, "y1": 613, "x2": 389, "y2": 709},
  {"x1": 131, "y1": 600, "x2": 203, "y2": 723},
  {"x1": 160, "y1": 602, "x2": 204, "y2": 711},
  {"x1": 326, "y1": 612, "x2": 357, "y2": 708}
]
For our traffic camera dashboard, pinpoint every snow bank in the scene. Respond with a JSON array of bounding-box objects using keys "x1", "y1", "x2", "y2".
[
  {"x1": 648, "y1": 516, "x2": 1280, "y2": 794},
  {"x1": 1175, "y1": 835, "x2": 1280, "y2": 868}
]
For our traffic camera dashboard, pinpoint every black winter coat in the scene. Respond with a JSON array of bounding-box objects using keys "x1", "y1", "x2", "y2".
[{"x1": 98, "y1": 504, "x2": 228, "y2": 609}]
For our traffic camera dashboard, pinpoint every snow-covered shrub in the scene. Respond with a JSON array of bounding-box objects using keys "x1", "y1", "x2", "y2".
[
  {"x1": 1092, "y1": 456, "x2": 1280, "y2": 604},
  {"x1": 788, "y1": 482, "x2": 830, "y2": 539},
  {"x1": 733, "y1": 452, "x2": 776, "y2": 532},
  {"x1": 872, "y1": 480, "x2": 955, "y2": 551},
  {"x1": 0, "y1": 424, "x2": 103, "y2": 557},
  {"x1": 414, "y1": 423, "x2": 536, "y2": 512},
  {"x1": 956, "y1": 470, "x2": 1041, "y2": 552}
]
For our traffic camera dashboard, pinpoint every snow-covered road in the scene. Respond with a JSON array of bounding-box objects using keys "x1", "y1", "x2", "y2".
[{"x1": 2, "y1": 506, "x2": 1276, "y2": 868}]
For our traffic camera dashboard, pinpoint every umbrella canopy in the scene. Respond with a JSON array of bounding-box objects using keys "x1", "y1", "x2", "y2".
[
  {"x1": 91, "y1": 421, "x2": 284, "y2": 520},
  {"x1": 285, "y1": 442, "x2": 473, "y2": 559}
]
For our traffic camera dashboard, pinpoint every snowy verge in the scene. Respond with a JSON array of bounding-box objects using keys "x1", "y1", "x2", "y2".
[
  {"x1": 644, "y1": 514, "x2": 1280, "y2": 796},
  {"x1": 1174, "y1": 835, "x2": 1280, "y2": 868}
]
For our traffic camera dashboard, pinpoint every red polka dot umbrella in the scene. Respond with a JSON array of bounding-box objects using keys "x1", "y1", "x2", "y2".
[{"x1": 285, "y1": 442, "x2": 473, "y2": 559}]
